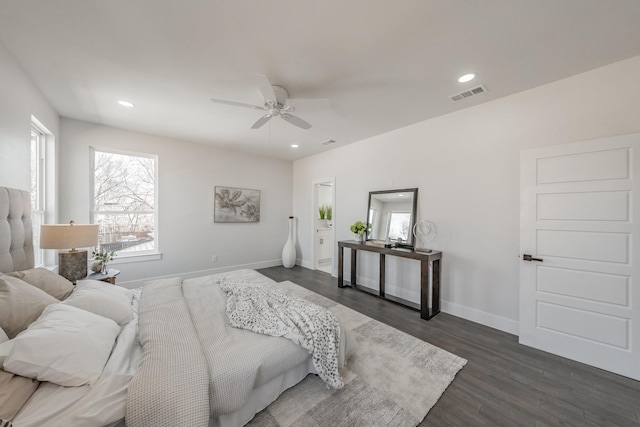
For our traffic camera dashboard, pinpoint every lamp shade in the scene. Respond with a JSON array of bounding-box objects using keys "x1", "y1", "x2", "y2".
[{"x1": 40, "y1": 224, "x2": 99, "y2": 250}]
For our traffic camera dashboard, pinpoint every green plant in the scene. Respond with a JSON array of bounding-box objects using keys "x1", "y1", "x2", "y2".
[
  {"x1": 92, "y1": 248, "x2": 116, "y2": 263},
  {"x1": 326, "y1": 205, "x2": 332, "y2": 220},
  {"x1": 318, "y1": 204, "x2": 327, "y2": 219},
  {"x1": 350, "y1": 221, "x2": 371, "y2": 235}
]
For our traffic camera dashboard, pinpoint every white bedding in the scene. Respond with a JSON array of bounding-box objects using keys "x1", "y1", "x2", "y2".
[
  {"x1": 127, "y1": 269, "x2": 340, "y2": 427},
  {"x1": 12, "y1": 288, "x2": 142, "y2": 427},
  {"x1": 11, "y1": 269, "x2": 350, "y2": 427}
]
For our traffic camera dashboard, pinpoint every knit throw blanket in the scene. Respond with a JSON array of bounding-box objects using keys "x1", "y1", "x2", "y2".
[{"x1": 218, "y1": 278, "x2": 344, "y2": 389}]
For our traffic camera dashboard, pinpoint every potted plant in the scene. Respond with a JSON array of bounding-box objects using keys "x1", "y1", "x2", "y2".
[
  {"x1": 318, "y1": 204, "x2": 327, "y2": 220},
  {"x1": 326, "y1": 205, "x2": 332, "y2": 221},
  {"x1": 350, "y1": 221, "x2": 371, "y2": 243},
  {"x1": 92, "y1": 248, "x2": 116, "y2": 274}
]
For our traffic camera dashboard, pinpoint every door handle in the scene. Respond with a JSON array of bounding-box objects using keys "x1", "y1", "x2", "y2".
[{"x1": 523, "y1": 254, "x2": 543, "y2": 262}]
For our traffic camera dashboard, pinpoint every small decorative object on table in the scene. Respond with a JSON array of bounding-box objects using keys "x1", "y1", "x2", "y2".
[
  {"x1": 413, "y1": 219, "x2": 437, "y2": 254},
  {"x1": 92, "y1": 248, "x2": 116, "y2": 274},
  {"x1": 90, "y1": 261, "x2": 103, "y2": 273},
  {"x1": 350, "y1": 221, "x2": 371, "y2": 244},
  {"x1": 365, "y1": 240, "x2": 392, "y2": 248}
]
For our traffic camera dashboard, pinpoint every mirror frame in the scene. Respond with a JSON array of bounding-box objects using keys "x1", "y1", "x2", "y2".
[{"x1": 366, "y1": 188, "x2": 418, "y2": 248}]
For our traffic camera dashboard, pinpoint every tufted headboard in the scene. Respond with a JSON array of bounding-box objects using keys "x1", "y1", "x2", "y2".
[{"x1": 0, "y1": 186, "x2": 34, "y2": 273}]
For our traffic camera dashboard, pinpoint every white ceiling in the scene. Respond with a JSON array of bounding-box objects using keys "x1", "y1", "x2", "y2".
[{"x1": 1, "y1": 0, "x2": 640, "y2": 161}]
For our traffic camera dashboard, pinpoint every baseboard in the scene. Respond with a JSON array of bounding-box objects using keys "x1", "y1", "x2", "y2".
[
  {"x1": 299, "y1": 258, "x2": 314, "y2": 270},
  {"x1": 351, "y1": 275, "x2": 518, "y2": 334},
  {"x1": 441, "y1": 300, "x2": 519, "y2": 335},
  {"x1": 118, "y1": 259, "x2": 283, "y2": 288}
]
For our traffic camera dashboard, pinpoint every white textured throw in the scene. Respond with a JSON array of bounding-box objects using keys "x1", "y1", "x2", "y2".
[{"x1": 218, "y1": 277, "x2": 344, "y2": 389}]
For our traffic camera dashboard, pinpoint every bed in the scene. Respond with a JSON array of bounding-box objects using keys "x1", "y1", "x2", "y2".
[{"x1": 0, "y1": 186, "x2": 352, "y2": 427}]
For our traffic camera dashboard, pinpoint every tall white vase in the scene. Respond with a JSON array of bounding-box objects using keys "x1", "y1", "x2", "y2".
[{"x1": 282, "y1": 216, "x2": 296, "y2": 268}]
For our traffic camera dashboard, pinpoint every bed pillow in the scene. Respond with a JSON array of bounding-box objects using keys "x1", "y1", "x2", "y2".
[
  {"x1": 0, "y1": 303, "x2": 120, "y2": 387},
  {"x1": 7, "y1": 267, "x2": 74, "y2": 300},
  {"x1": 0, "y1": 327, "x2": 39, "y2": 421},
  {"x1": 0, "y1": 275, "x2": 58, "y2": 339},
  {"x1": 64, "y1": 279, "x2": 134, "y2": 325}
]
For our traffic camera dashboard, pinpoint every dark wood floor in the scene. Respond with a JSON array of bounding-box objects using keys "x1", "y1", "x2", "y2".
[{"x1": 257, "y1": 265, "x2": 640, "y2": 427}]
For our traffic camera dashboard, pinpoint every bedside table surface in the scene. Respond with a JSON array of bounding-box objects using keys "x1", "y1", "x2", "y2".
[{"x1": 87, "y1": 269, "x2": 120, "y2": 281}]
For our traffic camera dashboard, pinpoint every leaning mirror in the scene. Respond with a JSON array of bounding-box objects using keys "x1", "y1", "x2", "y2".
[{"x1": 366, "y1": 188, "x2": 418, "y2": 248}]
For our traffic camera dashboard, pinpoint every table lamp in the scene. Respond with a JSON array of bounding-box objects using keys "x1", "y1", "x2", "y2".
[{"x1": 40, "y1": 221, "x2": 99, "y2": 283}]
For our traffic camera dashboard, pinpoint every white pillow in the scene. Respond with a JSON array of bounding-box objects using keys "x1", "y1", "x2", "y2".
[
  {"x1": 63, "y1": 279, "x2": 134, "y2": 325},
  {"x1": 0, "y1": 303, "x2": 120, "y2": 387}
]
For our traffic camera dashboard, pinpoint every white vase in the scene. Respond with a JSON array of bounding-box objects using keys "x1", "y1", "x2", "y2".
[{"x1": 282, "y1": 216, "x2": 296, "y2": 268}]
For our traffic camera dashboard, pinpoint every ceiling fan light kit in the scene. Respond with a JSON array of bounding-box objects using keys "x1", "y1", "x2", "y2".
[{"x1": 211, "y1": 74, "x2": 313, "y2": 130}]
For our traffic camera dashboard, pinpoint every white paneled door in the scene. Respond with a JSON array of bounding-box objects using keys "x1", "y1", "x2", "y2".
[{"x1": 520, "y1": 134, "x2": 639, "y2": 380}]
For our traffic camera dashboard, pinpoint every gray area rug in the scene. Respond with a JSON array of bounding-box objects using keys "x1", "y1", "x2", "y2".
[{"x1": 247, "y1": 280, "x2": 467, "y2": 427}]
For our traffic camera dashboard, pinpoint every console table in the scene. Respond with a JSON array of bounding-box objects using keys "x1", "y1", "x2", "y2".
[{"x1": 337, "y1": 240, "x2": 442, "y2": 320}]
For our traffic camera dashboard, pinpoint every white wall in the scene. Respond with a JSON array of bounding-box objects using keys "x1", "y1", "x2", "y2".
[
  {"x1": 59, "y1": 118, "x2": 293, "y2": 285},
  {"x1": 0, "y1": 42, "x2": 59, "y2": 193},
  {"x1": 293, "y1": 55, "x2": 640, "y2": 333}
]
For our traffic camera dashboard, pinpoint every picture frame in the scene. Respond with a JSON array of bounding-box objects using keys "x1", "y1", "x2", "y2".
[{"x1": 214, "y1": 186, "x2": 261, "y2": 223}]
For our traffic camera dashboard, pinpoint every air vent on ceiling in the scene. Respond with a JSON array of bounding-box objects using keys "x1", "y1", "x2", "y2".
[
  {"x1": 321, "y1": 139, "x2": 336, "y2": 145},
  {"x1": 450, "y1": 85, "x2": 488, "y2": 102}
]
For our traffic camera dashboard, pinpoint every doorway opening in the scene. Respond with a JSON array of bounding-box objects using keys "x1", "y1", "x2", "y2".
[{"x1": 313, "y1": 179, "x2": 335, "y2": 274}]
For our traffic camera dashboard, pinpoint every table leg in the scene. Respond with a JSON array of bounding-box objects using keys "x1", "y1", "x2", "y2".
[
  {"x1": 379, "y1": 253, "x2": 385, "y2": 297},
  {"x1": 350, "y1": 249, "x2": 357, "y2": 287},
  {"x1": 338, "y1": 245, "x2": 344, "y2": 287},
  {"x1": 431, "y1": 259, "x2": 441, "y2": 316},
  {"x1": 420, "y1": 259, "x2": 441, "y2": 320},
  {"x1": 420, "y1": 260, "x2": 430, "y2": 319}
]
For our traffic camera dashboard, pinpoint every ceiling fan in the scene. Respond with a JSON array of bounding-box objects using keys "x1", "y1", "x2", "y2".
[{"x1": 211, "y1": 74, "x2": 312, "y2": 130}]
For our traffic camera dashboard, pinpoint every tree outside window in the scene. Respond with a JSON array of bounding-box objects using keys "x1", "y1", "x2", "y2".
[
  {"x1": 92, "y1": 149, "x2": 157, "y2": 256},
  {"x1": 388, "y1": 212, "x2": 412, "y2": 242}
]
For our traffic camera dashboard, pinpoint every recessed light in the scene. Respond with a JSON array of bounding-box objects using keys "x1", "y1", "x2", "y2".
[
  {"x1": 117, "y1": 100, "x2": 135, "y2": 108},
  {"x1": 458, "y1": 73, "x2": 475, "y2": 83},
  {"x1": 291, "y1": 144, "x2": 299, "y2": 148}
]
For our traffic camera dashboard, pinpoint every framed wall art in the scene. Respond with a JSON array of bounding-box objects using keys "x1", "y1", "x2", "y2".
[{"x1": 214, "y1": 186, "x2": 261, "y2": 223}]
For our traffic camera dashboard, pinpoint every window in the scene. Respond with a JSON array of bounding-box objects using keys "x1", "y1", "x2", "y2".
[
  {"x1": 387, "y1": 212, "x2": 412, "y2": 242},
  {"x1": 91, "y1": 149, "x2": 157, "y2": 257},
  {"x1": 30, "y1": 126, "x2": 45, "y2": 267}
]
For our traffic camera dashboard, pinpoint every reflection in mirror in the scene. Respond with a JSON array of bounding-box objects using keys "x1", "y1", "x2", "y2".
[{"x1": 366, "y1": 188, "x2": 418, "y2": 248}]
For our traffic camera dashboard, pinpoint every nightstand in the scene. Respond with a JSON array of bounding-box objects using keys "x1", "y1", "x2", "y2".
[{"x1": 86, "y1": 269, "x2": 120, "y2": 284}]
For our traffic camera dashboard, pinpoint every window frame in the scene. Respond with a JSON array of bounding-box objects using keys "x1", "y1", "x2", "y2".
[
  {"x1": 90, "y1": 147, "x2": 161, "y2": 263},
  {"x1": 30, "y1": 125, "x2": 46, "y2": 267}
]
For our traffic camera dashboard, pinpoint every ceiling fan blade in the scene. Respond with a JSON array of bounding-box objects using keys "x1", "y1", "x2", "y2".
[
  {"x1": 211, "y1": 98, "x2": 263, "y2": 110},
  {"x1": 251, "y1": 113, "x2": 273, "y2": 129},
  {"x1": 254, "y1": 74, "x2": 277, "y2": 106},
  {"x1": 281, "y1": 113, "x2": 312, "y2": 130}
]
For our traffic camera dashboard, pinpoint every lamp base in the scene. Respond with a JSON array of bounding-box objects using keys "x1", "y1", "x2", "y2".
[{"x1": 58, "y1": 250, "x2": 88, "y2": 283}]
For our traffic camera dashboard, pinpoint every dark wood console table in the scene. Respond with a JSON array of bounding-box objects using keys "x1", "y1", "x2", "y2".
[{"x1": 338, "y1": 240, "x2": 442, "y2": 320}]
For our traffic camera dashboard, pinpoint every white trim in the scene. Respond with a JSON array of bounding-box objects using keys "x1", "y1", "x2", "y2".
[
  {"x1": 109, "y1": 252, "x2": 162, "y2": 264},
  {"x1": 30, "y1": 118, "x2": 51, "y2": 267},
  {"x1": 441, "y1": 300, "x2": 519, "y2": 335},
  {"x1": 299, "y1": 258, "x2": 314, "y2": 270}
]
